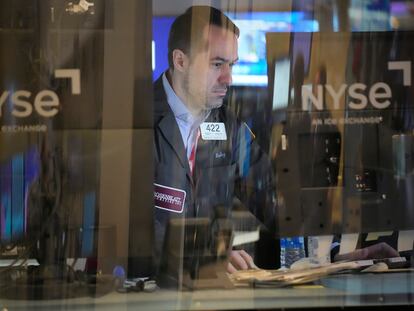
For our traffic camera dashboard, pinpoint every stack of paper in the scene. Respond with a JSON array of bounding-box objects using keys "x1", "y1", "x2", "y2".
[{"x1": 229, "y1": 261, "x2": 361, "y2": 287}]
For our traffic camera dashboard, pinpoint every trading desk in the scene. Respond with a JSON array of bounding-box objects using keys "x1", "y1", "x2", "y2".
[{"x1": 1, "y1": 272, "x2": 413, "y2": 310}]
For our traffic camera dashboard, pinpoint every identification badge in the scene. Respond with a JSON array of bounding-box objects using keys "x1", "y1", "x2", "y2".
[
  {"x1": 200, "y1": 122, "x2": 227, "y2": 140},
  {"x1": 154, "y1": 183, "x2": 186, "y2": 213}
]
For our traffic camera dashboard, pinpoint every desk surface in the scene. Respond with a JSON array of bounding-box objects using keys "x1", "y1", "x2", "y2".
[{"x1": 1, "y1": 272, "x2": 414, "y2": 310}]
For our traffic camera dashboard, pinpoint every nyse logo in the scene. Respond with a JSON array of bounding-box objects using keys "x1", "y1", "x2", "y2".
[
  {"x1": 0, "y1": 69, "x2": 80, "y2": 118},
  {"x1": 302, "y1": 61, "x2": 411, "y2": 111}
]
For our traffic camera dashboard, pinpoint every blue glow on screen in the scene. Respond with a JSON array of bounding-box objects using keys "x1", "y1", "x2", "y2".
[
  {"x1": 229, "y1": 12, "x2": 318, "y2": 86},
  {"x1": 152, "y1": 12, "x2": 319, "y2": 86},
  {"x1": 81, "y1": 192, "x2": 96, "y2": 257},
  {"x1": 152, "y1": 16, "x2": 174, "y2": 81},
  {"x1": 0, "y1": 147, "x2": 40, "y2": 243}
]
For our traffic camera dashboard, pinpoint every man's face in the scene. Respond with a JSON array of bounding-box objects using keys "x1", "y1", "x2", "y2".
[{"x1": 182, "y1": 25, "x2": 238, "y2": 113}]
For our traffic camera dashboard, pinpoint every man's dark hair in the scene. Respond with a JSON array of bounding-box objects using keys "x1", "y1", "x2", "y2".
[{"x1": 168, "y1": 6, "x2": 239, "y2": 69}]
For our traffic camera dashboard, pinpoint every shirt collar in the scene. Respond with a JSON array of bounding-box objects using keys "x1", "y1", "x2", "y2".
[
  {"x1": 162, "y1": 72, "x2": 194, "y2": 123},
  {"x1": 162, "y1": 72, "x2": 211, "y2": 125}
]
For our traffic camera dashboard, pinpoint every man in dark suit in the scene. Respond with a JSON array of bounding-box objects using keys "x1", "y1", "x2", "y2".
[{"x1": 153, "y1": 6, "x2": 276, "y2": 276}]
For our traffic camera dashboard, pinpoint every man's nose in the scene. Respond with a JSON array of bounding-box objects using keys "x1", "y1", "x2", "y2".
[{"x1": 219, "y1": 64, "x2": 232, "y2": 85}]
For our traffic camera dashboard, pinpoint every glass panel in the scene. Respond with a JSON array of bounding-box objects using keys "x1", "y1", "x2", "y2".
[
  {"x1": 151, "y1": 0, "x2": 414, "y2": 309},
  {"x1": 0, "y1": 0, "x2": 154, "y2": 302},
  {"x1": 1, "y1": 0, "x2": 414, "y2": 309}
]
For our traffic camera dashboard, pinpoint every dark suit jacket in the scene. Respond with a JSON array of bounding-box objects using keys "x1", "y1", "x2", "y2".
[{"x1": 153, "y1": 75, "x2": 276, "y2": 277}]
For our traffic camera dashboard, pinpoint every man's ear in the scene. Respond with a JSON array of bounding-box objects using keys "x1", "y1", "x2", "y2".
[{"x1": 172, "y1": 49, "x2": 189, "y2": 72}]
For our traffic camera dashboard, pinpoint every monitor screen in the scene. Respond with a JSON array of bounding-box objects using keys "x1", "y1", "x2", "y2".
[
  {"x1": 229, "y1": 12, "x2": 318, "y2": 87},
  {"x1": 152, "y1": 16, "x2": 175, "y2": 81},
  {"x1": 0, "y1": 146, "x2": 39, "y2": 244},
  {"x1": 152, "y1": 12, "x2": 319, "y2": 86}
]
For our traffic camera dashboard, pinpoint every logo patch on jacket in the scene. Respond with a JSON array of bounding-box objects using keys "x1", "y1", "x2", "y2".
[
  {"x1": 154, "y1": 183, "x2": 186, "y2": 213},
  {"x1": 215, "y1": 151, "x2": 226, "y2": 159}
]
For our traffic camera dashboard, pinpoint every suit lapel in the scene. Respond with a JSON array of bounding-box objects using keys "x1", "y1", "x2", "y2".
[
  {"x1": 154, "y1": 76, "x2": 192, "y2": 179},
  {"x1": 157, "y1": 112, "x2": 191, "y2": 176}
]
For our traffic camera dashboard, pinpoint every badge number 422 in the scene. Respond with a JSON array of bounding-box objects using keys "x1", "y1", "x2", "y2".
[{"x1": 200, "y1": 122, "x2": 227, "y2": 140}]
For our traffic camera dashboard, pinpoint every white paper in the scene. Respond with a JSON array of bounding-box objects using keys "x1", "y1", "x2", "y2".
[{"x1": 338, "y1": 233, "x2": 359, "y2": 255}]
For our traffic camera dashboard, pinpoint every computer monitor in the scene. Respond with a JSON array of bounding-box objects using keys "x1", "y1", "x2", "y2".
[
  {"x1": 229, "y1": 12, "x2": 318, "y2": 87},
  {"x1": 151, "y1": 11, "x2": 318, "y2": 86},
  {"x1": 0, "y1": 145, "x2": 37, "y2": 242},
  {"x1": 152, "y1": 16, "x2": 175, "y2": 81},
  {"x1": 158, "y1": 217, "x2": 233, "y2": 290},
  {"x1": 267, "y1": 31, "x2": 414, "y2": 237}
]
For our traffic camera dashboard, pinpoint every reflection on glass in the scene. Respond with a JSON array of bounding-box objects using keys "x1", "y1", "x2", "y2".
[{"x1": 0, "y1": 0, "x2": 413, "y2": 309}]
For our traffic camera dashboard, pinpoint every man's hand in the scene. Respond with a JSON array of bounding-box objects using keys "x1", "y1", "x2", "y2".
[
  {"x1": 334, "y1": 242, "x2": 399, "y2": 262},
  {"x1": 227, "y1": 250, "x2": 257, "y2": 273}
]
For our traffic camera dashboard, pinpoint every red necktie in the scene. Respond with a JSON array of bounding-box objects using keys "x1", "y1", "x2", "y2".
[{"x1": 188, "y1": 129, "x2": 200, "y2": 174}]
